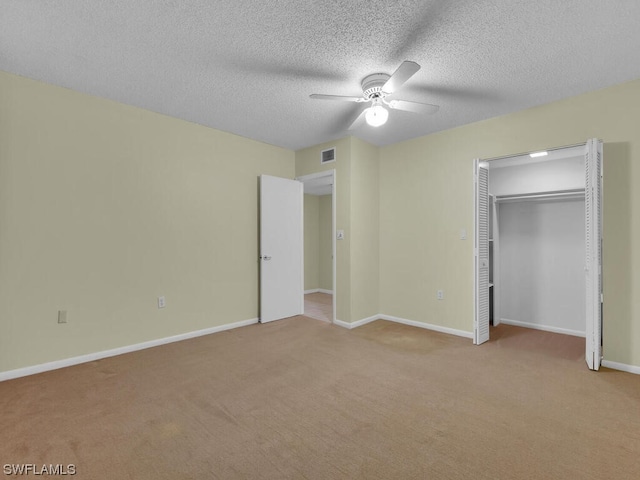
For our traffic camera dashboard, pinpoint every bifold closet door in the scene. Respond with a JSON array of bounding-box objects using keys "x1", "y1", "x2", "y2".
[
  {"x1": 474, "y1": 161, "x2": 490, "y2": 345},
  {"x1": 585, "y1": 139, "x2": 603, "y2": 370}
]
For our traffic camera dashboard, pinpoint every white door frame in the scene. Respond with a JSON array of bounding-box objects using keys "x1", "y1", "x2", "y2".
[
  {"x1": 296, "y1": 170, "x2": 337, "y2": 323},
  {"x1": 585, "y1": 138, "x2": 603, "y2": 370}
]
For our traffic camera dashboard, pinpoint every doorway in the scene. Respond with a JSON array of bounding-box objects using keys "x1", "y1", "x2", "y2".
[
  {"x1": 297, "y1": 170, "x2": 336, "y2": 323},
  {"x1": 473, "y1": 140, "x2": 603, "y2": 370}
]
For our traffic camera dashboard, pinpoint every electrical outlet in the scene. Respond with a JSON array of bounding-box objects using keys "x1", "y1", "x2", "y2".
[
  {"x1": 158, "y1": 296, "x2": 166, "y2": 309},
  {"x1": 437, "y1": 290, "x2": 444, "y2": 300},
  {"x1": 58, "y1": 310, "x2": 67, "y2": 324}
]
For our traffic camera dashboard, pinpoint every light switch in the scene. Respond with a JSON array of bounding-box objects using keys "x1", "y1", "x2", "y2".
[
  {"x1": 336, "y1": 230, "x2": 344, "y2": 240},
  {"x1": 460, "y1": 229, "x2": 467, "y2": 240}
]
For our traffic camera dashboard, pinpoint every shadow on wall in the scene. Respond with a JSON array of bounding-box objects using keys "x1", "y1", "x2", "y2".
[{"x1": 603, "y1": 142, "x2": 632, "y2": 360}]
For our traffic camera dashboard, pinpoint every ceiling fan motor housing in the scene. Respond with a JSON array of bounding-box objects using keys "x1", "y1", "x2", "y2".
[{"x1": 361, "y1": 73, "x2": 390, "y2": 99}]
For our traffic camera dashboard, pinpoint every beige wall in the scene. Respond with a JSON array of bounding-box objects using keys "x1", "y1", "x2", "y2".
[
  {"x1": 0, "y1": 71, "x2": 294, "y2": 372},
  {"x1": 303, "y1": 194, "x2": 320, "y2": 291},
  {"x1": 380, "y1": 78, "x2": 640, "y2": 367},
  {"x1": 3, "y1": 67, "x2": 639, "y2": 373},
  {"x1": 296, "y1": 137, "x2": 379, "y2": 323},
  {"x1": 350, "y1": 138, "x2": 380, "y2": 321},
  {"x1": 318, "y1": 195, "x2": 333, "y2": 291}
]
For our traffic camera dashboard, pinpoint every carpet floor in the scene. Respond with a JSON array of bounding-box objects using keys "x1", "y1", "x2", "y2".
[{"x1": 1, "y1": 318, "x2": 639, "y2": 479}]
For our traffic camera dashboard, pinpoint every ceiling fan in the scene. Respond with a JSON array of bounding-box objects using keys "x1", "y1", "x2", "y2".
[{"x1": 310, "y1": 61, "x2": 439, "y2": 129}]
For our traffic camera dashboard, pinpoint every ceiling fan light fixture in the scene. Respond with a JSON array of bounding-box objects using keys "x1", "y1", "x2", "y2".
[
  {"x1": 310, "y1": 61, "x2": 439, "y2": 130},
  {"x1": 365, "y1": 103, "x2": 389, "y2": 127}
]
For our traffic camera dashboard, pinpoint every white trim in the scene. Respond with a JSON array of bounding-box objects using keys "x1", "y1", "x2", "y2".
[
  {"x1": 380, "y1": 314, "x2": 474, "y2": 339},
  {"x1": 333, "y1": 318, "x2": 351, "y2": 329},
  {"x1": 303, "y1": 289, "x2": 333, "y2": 295},
  {"x1": 295, "y1": 170, "x2": 334, "y2": 182},
  {"x1": 0, "y1": 318, "x2": 259, "y2": 382},
  {"x1": 333, "y1": 315, "x2": 379, "y2": 330},
  {"x1": 500, "y1": 318, "x2": 586, "y2": 338},
  {"x1": 601, "y1": 360, "x2": 640, "y2": 375},
  {"x1": 334, "y1": 313, "x2": 473, "y2": 338},
  {"x1": 331, "y1": 170, "x2": 336, "y2": 324},
  {"x1": 350, "y1": 315, "x2": 379, "y2": 328},
  {"x1": 297, "y1": 169, "x2": 337, "y2": 324}
]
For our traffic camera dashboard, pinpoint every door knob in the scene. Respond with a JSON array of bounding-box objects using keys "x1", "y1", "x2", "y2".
[{"x1": 262, "y1": 255, "x2": 272, "y2": 261}]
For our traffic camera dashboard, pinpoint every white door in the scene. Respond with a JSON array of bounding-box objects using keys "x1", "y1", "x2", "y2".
[
  {"x1": 260, "y1": 175, "x2": 304, "y2": 323},
  {"x1": 474, "y1": 161, "x2": 490, "y2": 344},
  {"x1": 585, "y1": 139, "x2": 603, "y2": 370}
]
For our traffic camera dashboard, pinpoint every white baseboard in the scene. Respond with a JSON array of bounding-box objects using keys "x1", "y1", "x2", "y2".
[
  {"x1": 334, "y1": 315, "x2": 379, "y2": 329},
  {"x1": 319, "y1": 289, "x2": 333, "y2": 295},
  {"x1": 333, "y1": 318, "x2": 348, "y2": 328},
  {"x1": 379, "y1": 314, "x2": 474, "y2": 339},
  {"x1": 0, "y1": 317, "x2": 259, "y2": 383},
  {"x1": 304, "y1": 289, "x2": 333, "y2": 295},
  {"x1": 601, "y1": 360, "x2": 640, "y2": 375},
  {"x1": 500, "y1": 318, "x2": 585, "y2": 338},
  {"x1": 334, "y1": 313, "x2": 472, "y2": 339}
]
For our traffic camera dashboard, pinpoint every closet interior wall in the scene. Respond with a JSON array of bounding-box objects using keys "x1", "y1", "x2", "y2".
[{"x1": 489, "y1": 152, "x2": 587, "y2": 337}]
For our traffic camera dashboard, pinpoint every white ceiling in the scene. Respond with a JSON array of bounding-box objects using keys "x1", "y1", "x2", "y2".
[{"x1": 2, "y1": 1, "x2": 640, "y2": 151}]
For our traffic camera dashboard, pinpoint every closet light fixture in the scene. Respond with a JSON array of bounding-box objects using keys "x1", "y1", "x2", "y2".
[{"x1": 529, "y1": 151, "x2": 548, "y2": 158}]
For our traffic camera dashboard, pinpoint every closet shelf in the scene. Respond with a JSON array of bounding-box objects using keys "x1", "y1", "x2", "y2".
[{"x1": 495, "y1": 188, "x2": 585, "y2": 203}]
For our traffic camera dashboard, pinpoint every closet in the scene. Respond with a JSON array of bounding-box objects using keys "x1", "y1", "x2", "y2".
[
  {"x1": 489, "y1": 148, "x2": 586, "y2": 335},
  {"x1": 474, "y1": 140, "x2": 603, "y2": 370}
]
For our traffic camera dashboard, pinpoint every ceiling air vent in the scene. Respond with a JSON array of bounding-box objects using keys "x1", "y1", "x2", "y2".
[{"x1": 320, "y1": 147, "x2": 336, "y2": 164}]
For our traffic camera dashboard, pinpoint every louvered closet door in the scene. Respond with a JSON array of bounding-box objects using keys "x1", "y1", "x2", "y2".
[
  {"x1": 585, "y1": 139, "x2": 603, "y2": 370},
  {"x1": 475, "y1": 162, "x2": 490, "y2": 345}
]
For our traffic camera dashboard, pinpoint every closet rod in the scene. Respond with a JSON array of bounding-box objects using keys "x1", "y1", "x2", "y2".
[{"x1": 495, "y1": 188, "x2": 585, "y2": 203}]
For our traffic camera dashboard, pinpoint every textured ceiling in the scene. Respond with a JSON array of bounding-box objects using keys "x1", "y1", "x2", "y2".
[{"x1": 2, "y1": 1, "x2": 640, "y2": 151}]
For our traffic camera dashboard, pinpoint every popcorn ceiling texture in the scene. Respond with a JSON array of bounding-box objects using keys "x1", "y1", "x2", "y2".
[{"x1": 2, "y1": 0, "x2": 640, "y2": 150}]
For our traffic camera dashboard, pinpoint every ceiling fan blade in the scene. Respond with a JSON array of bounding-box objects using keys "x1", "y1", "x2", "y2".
[
  {"x1": 310, "y1": 94, "x2": 365, "y2": 102},
  {"x1": 382, "y1": 61, "x2": 421, "y2": 94},
  {"x1": 388, "y1": 99, "x2": 439, "y2": 114},
  {"x1": 347, "y1": 108, "x2": 368, "y2": 131}
]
